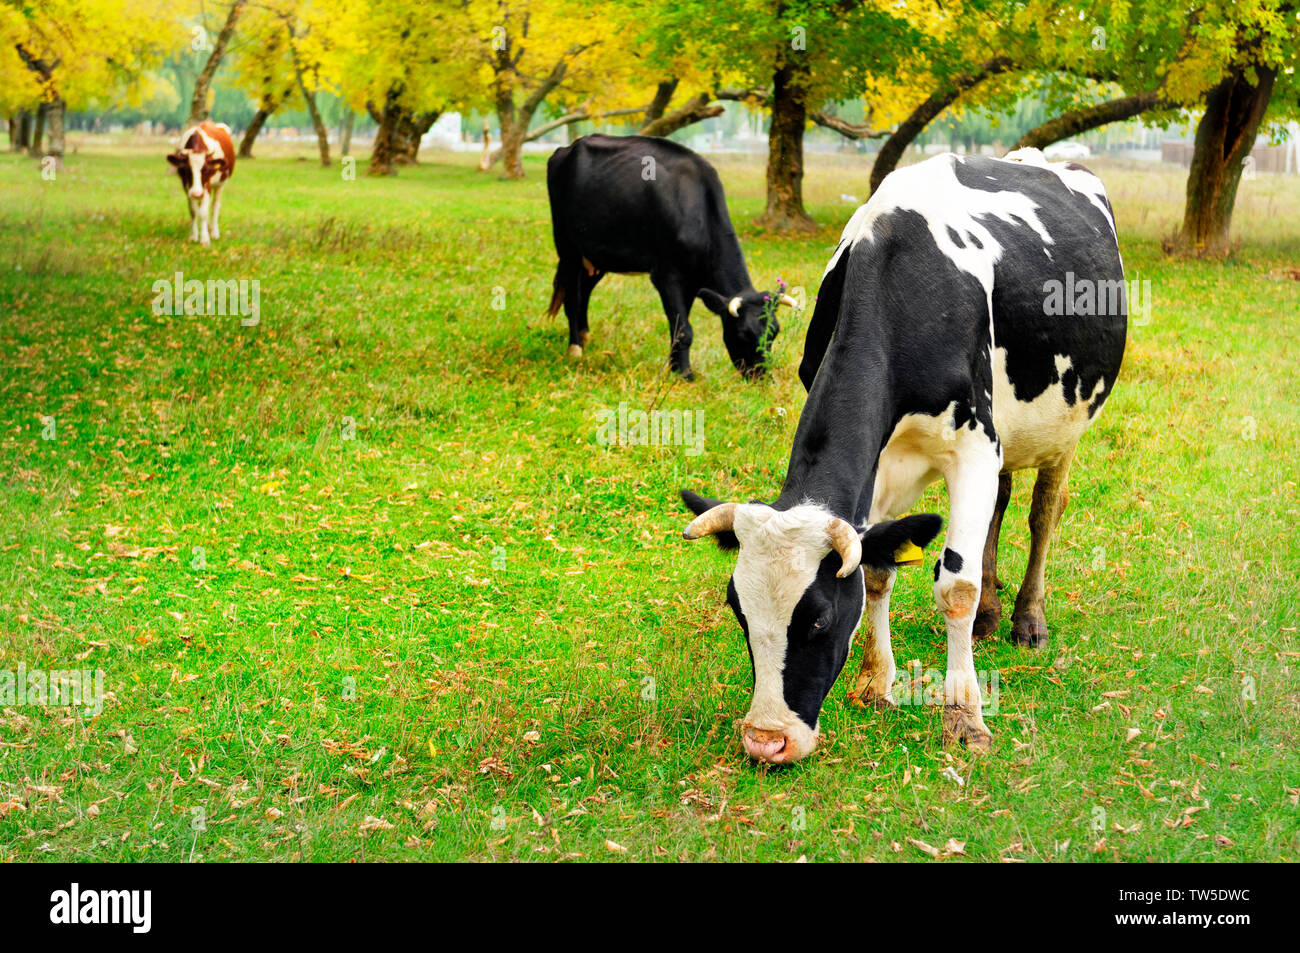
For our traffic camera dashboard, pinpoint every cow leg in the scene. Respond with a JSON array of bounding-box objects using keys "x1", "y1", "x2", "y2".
[
  {"x1": 558, "y1": 262, "x2": 599, "y2": 358},
  {"x1": 210, "y1": 183, "x2": 223, "y2": 240},
  {"x1": 196, "y1": 191, "x2": 212, "y2": 246},
  {"x1": 188, "y1": 195, "x2": 200, "y2": 242},
  {"x1": 1011, "y1": 448, "x2": 1074, "y2": 649},
  {"x1": 972, "y1": 471, "x2": 1013, "y2": 640},
  {"x1": 651, "y1": 275, "x2": 694, "y2": 379},
  {"x1": 935, "y1": 445, "x2": 1000, "y2": 753},
  {"x1": 849, "y1": 567, "x2": 897, "y2": 708}
]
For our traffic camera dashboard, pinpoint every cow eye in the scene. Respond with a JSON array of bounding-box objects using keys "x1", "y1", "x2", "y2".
[{"x1": 810, "y1": 611, "x2": 832, "y2": 632}]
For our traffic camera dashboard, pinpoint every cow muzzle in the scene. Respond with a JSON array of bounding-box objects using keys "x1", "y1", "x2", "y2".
[
  {"x1": 189, "y1": 188, "x2": 205, "y2": 200},
  {"x1": 741, "y1": 724, "x2": 817, "y2": 764}
]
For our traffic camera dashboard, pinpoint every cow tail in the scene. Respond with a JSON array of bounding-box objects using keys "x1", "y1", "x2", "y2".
[{"x1": 546, "y1": 267, "x2": 565, "y2": 318}]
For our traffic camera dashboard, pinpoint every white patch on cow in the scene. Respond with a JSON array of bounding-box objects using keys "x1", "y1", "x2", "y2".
[
  {"x1": 730, "y1": 503, "x2": 837, "y2": 760},
  {"x1": 830, "y1": 154, "x2": 1057, "y2": 294},
  {"x1": 186, "y1": 151, "x2": 205, "y2": 199},
  {"x1": 1005, "y1": 147, "x2": 1117, "y2": 241},
  {"x1": 993, "y1": 351, "x2": 1105, "y2": 472},
  {"x1": 869, "y1": 401, "x2": 1002, "y2": 521}
]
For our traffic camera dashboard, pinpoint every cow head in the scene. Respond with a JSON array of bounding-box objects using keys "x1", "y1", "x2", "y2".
[
  {"x1": 698, "y1": 289, "x2": 790, "y2": 378},
  {"x1": 167, "y1": 134, "x2": 222, "y2": 201},
  {"x1": 681, "y1": 489, "x2": 942, "y2": 764}
]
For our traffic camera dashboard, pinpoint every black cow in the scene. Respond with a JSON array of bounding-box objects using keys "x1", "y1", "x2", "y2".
[
  {"x1": 681, "y1": 150, "x2": 1127, "y2": 762},
  {"x1": 546, "y1": 134, "x2": 793, "y2": 379}
]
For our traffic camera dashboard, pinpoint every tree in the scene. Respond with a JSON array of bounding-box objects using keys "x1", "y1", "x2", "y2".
[
  {"x1": 454, "y1": 0, "x2": 648, "y2": 180},
  {"x1": 633, "y1": 0, "x2": 925, "y2": 230},
  {"x1": 329, "y1": 0, "x2": 470, "y2": 176},
  {"x1": 1166, "y1": 1, "x2": 1299, "y2": 256},
  {"x1": 0, "y1": 0, "x2": 177, "y2": 166},
  {"x1": 189, "y1": 1, "x2": 248, "y2": 124},
  {"x1": 229, "y1": 4, "x2": 299, "y2": 157}
]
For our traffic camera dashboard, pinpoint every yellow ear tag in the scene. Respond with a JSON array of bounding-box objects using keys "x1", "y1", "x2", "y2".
[{"x1": 893, "y1": 541, "x2": 924, "y2": 567}]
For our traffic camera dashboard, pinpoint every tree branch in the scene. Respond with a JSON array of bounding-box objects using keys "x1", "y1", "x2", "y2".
[
  {"x1": 1014, "y1": 90, "x2": 1169, "y2": 150},
  {"x1": 870, "y1": 56, "x2": 1016, "y2": 193},
  {"x1": 810, "y1": 109, "x2": 890, "y2": 139}
]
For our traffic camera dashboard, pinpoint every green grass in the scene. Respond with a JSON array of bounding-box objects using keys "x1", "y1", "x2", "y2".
[{"x1": 1, "y1": 138, "x2": 1297, "y2": 862}]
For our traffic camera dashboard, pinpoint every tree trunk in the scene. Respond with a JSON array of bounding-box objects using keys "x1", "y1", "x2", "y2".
[
  {"x1": 758, "y1": 61, "x2": 816, "y2": 232},
  {"x1": 644, "y1": 80, "x2": 679, "y2": 125},
  {"x1": 477, "y1": 119, "x2": 493, "y2": 171},
  {"x1": 399, "y1": 112, "x2": 437, "y2": 163},
  {"x1": 339, "y1": 110, "x2": 354, "y2": 157},
  {"x1": 10, "y1": 111, "x2": 31, "y2": 151},
  {"x1": 42, "y1": 97, "x2": 65, "y2": 167},
  {"x1": 870, "y1": 56, "x2": 1013, "y2": 194},
  {"x1": 29, "y1": 103, "x2": 45, "y2": 157},
  {"x1": 369, "y1": 95, "x2": 437, "y2": 175},
  {"x1": 240, "y1": 107, "x2": 271, "y2": 157},
  {"x1": 498, "y1": 122, "x2": 526, "y2": 179},
  {"x1": 1173, "y1": 66, "x2": 1277, "y2": 257},
  {"x1": 298, "y1": 84, "x2": 330, "y2": 167},
  {"x1": 1016, "y1": 91, "x2": 1165, "y2": 150},
  {"x1": 189, "y1": 0, "x2": 247, "y2": 124}
]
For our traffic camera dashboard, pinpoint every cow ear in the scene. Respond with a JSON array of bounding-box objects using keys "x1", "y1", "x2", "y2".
[
  {"x1": 859, "y1": 514, "x2": 943, "y2": 569},
  {"x1": 167, "y1": 153, "x2": 186, "y2": 167},
  {"x1": 680, "y1": 488, "x2": 739, "y2": 550},
  {"x1": 697, "y1": 289, "x2": 730, "y2": 318}
]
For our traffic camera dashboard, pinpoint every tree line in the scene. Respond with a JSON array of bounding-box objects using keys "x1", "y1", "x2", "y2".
[{"x1": 3, "y1": 0, "x2": 1297, "y2": 256}]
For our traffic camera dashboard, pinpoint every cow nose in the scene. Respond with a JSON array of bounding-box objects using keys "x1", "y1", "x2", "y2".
[
  {"x1": 742, "y1": 728, "x2": 788, "y2": 762},
  {"x1": 190, "y1": 190, "x2": 203, "y2": 199}
]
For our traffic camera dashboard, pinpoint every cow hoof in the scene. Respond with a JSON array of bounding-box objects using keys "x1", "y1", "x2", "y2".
[
  {"x1": 849, "y1": 669, "x2": 897, "y2": 709},
  {"x1": 566, "y1": 344, "x2": 583, "y2": 359},
  {"x1": 675, "y1": 368, "x2": 695, "y2": 382},
  {"x1": 848, "y1": 686, "x2": 897, "y2": 710},
  {"x1": 1011, "y1": 616, "x2": 1049, "y2": 649},
  {"x1": 942, "y1": 704, "x2": 992, "y2": 753},
  {"x1": 972, "y1": 605, "x2": 1002, "y2": 640}
]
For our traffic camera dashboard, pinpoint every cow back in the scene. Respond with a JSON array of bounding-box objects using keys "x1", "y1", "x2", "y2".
[{"x1": 200, "y1": 120, "x2": 236, "y2": 179}]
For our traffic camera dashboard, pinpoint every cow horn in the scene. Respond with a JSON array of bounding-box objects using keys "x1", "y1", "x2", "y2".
[
  {"x1": 778, "y1": 294, "x2": 797, "y2": 308},
  {"x1": 684, "y1": 502, "x2": 738, "y2": 540},
  {"x1": 727, "y1": 296, "x2": 742, "y2": 317},
  {"x1": 826, "y1": 517, "x2": 862, "y2": 578}
]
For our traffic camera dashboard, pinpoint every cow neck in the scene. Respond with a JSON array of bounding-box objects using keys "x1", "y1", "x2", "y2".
[
  {"x1": 705, "y1": 193, "x2": 754, "y2": 297},
  {"x1": 775, "y1": 336, "x2": 897, "y2": 528}
]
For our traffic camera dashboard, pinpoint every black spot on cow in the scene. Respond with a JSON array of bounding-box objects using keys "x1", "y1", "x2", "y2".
[
  {"x1": 943, "y1": 548, "x2": 963, "y2": 574},
  {"x1": 947, "y1": 226, "x2": 966, "y2": 248}
]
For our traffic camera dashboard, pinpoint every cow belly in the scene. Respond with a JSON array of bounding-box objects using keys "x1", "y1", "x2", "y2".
[{"x1": 992, "y1": 347, "x2": 1104, "y2": 472}]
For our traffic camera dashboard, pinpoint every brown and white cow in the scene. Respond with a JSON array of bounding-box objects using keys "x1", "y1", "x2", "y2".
[{"x1": 167, "y1": 120, "x2": 235, "y2": 246}]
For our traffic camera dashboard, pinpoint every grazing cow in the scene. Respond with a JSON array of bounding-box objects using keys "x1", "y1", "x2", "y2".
[
  {"x1": 167, "y1": 120, "x2": 235, "y2": 246},
  {"x1": 682, "y1": 149, "x2": 1126, "y2": 761},
  {"x1": 546, "y1": 134, "x2": 793, "y2": 379}
]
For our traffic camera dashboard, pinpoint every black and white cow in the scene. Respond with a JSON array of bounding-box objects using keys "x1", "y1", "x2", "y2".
[
  {"x1": 682, "y1": 149, "x2": 1127, "y2": 762},
  {"x1": 546, "y1": 134, "x2": 793, "y2": 379}
]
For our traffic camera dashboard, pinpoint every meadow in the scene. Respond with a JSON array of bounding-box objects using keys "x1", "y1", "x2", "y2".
[{"x1": 1, "y1": 136, "x2": 1297, "y2": 862}]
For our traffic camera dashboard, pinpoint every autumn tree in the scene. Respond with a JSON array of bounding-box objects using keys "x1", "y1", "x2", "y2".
[
  {"x1": 633, "y1": 0, "x2": 926, "y2": 230},
  {"x1": 0, "y1": 0, "x2": 177, "y2": 165},
  {"x1": 189, "y1": 0, "x2": 248, "y2": 124},
  {"x1": 229, "y1": 3, "x2": 300, "y2": 157},
  {"x1": 1165, "y1": 0, "x2": 1299, "y2": 256}
]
